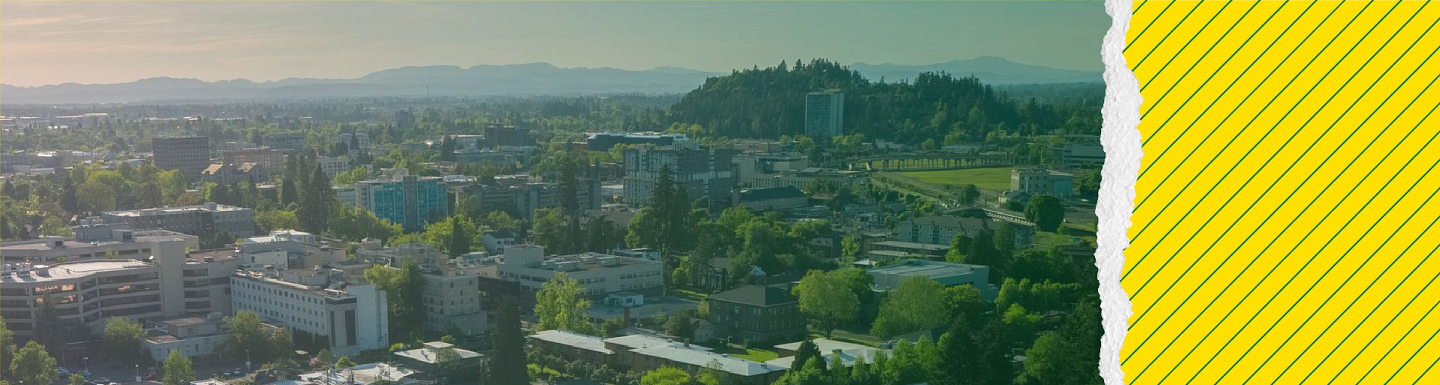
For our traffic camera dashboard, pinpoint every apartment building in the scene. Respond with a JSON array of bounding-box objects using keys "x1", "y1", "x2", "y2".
[
  {"x1": 352, "y1": 176, "x2": 449, "y2": 231},
  {"x1": 457, "y1": 174, "x2": 601, "y2": 219},
  {"x1": 623, "y1": 147, "x2": 736, "y2": 213},
  {"x1": 152, "y1": 137, "x2": 211, "y2": 179}
]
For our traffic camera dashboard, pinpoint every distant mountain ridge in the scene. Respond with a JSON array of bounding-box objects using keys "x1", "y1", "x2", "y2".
[{"x1": 1, "y1": 58, "x2": 1100, "y2": 104}]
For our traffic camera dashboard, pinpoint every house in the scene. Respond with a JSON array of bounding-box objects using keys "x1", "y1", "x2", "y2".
[
  {"x1": 705, "y1": 285, "x2": 806, "y2": 344},
  {"x1": 481, "y1": 230, "x2": 519, "y2": 253}
]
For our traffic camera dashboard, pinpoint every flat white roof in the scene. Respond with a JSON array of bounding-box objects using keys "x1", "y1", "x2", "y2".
[{"x1": 529, "y1": 330, "x2": 612, "y2": 354}]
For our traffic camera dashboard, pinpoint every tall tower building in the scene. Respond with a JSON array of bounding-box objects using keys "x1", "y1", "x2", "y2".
[{"x1": 804, "y1": 90, "x2": 845, "y2": 138}]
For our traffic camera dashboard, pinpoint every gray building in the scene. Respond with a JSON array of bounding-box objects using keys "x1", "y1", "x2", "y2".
[
  {"x1": 623, "y1": 147, "x2": 737, "y2": 213},
  {"x1": 152, "y1": 137, "x2": 211, "y2": 179},
  {"x1": 804, "y1": 90, "x2": 844, "y2": 138},
  {"x1": 102, "y1": 202, "x2": 256, "y2": 239},
  {"x1": 457, "y1": 175, "x2": 601, "y2": 219}
]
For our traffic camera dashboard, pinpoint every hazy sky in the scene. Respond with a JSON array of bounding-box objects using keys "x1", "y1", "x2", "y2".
[{"x1": 0, "y1": 1, "x2": 1109, "y2": 87}]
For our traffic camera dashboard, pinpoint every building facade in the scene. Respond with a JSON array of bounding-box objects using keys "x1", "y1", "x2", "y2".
[
  {"x1": 153, "y1": 137, "x2": 211, "y2": 179},
  {"x1": 496, "y1": 245, "x2": 664, "y2": 299},
  {"x1": 1010, "y1": 169, "x2": 1074, "y2": 199},
  {"x1": 705, "y1": 285, "x2": 806, "y2": 344},
  {"x1": 458, "y1": 175, "x2": 602, "y2": 219},
  {"x1": 623, "y1": 147, "x2": 736, "y2": 213},
  {"x1": 804, "y1": 91, "x2": 844, "y2": 138},
  {"x1": 221, "y1": 148, "x2": 290, "y2": 173},
  {"x1": 353, "y1": 176, "x2": 450, "y2": 231},
  {"x1": 102, "y1": 203, "x2": 256, "y2": 239},
  {"x1": 230, "y1": 268, "x2": 389, "y2": 356}
]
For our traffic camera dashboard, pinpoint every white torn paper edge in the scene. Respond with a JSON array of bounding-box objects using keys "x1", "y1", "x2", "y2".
[{"x1": 1099, "y1": 0, "x2": 1139, "y2": 383}]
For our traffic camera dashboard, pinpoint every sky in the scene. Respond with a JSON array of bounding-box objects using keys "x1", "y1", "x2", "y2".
[{"x1": 0, "y1": 1, "x2": 1109, "y2": 87}]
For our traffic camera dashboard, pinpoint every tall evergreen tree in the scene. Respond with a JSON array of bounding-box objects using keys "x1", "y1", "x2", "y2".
[
  {"x1": 59, "y1": 176, "x2": 79, "y2": 214},
  {"x1": 298, "y1": 165, "x2": 335, "y2": 233},
  {"x1": 448, "y1": 215, "x2": 470, "y2": 258},
  {"x1": 487, "y1": 296, "x2": 529, "y2": 384}
]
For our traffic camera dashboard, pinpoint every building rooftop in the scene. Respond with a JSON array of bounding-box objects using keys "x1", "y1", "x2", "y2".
[
  {"x1": 529, "y1": 330, "x2": 612, "y2": 354},
  {"x1": 630, "y1": 344, "x2": 787, "y2": 376},
  {"x1": 740, "y1": 186, "x2": 808, "y2": 202},
  {"x1": 708, "y1": 285, "x2": 797, "y2": 307},
  {"x1": 392, "y1": 342, "x2": 483, "y2": 364},
  {"x1": 0, "y1": 260, "x2": 152, "y2": 284},
  {"x1": 104, "y1": 202, "x2": 251, "y2": 217}
]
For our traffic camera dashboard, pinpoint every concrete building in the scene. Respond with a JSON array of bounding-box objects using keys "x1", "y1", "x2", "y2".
[
  {"x1": 230, "y1": 267, "x2": 389, "y2": 356},
  {"x1": 1010, "y1": 168, "x2": 1074, "y2": 199},
  {"x1": 529, "y1": 330, "x2": 787, "y2": 384},
  {"x1": 893, "y1": 215, "x2": 992, "y2": 246},
  {"x1": 733, "y1": 153, "x2": 809, "y2": 184},
  {"x1": 265, "y1": 132, "x2": 306, "y2": 150},
  {"x1": 200, "y1": 163, "x2": 267, "y2": 186},
  {"x1": 768, "y1": 338, "x2": 889, "y2": 369},
  {"x1": 238, "y1": 230, "x2": 346, "y2": 269},
  {"x1": 334, "y1": 132, "x2": 372, "y2": 151},
  {"x1": 221, "y1": 148, "x2": 290, "y2": 173},
  {"x1": 1, "y1": 225, "x2": 197, "y2": 264},
  {"x1": 1056, "y1": 143, "x2": 1105, "y2": 170},
  {"x1": 102, "y1": 203, "x2": 256, "y2": 239},
  {"x1": 0, "y1": 237, "x2": 226, "y2": 339},
  {"x1": 353, "y1": 176, "x2": 449, "y2": 232},
  {"x1": 866, "y1": 259, "x2": 996, "y2": 300},
  {"x1": 355, "y1": 240, "x2": 448, "y2": 267},
  {"x1": 585, "y1": 132, "x2": 690, "y2": 152},
  {"x1": 496, "y1": 245, "x2": 664, "y2": 299},
  {"x1": 738, "y1": 186, "x2": 809, "y2": 211},
  {"x1": 318, "y1": 156, "x2": 351, "y2": 179},
  {"x1": 415, "y1": 261, "x2": 488, "y2": 336},
  {"x1": 743, "y1": 167, "x2": 867, "y2": 190},
  {"x1": 804, "y1": 90, "x2": 845, "y2": 138},
  {"x1": 623, "y1": 147, "x2": 736, "y2": 213},
  {"x1": 143, "y1": 313, "x2": 275, "y2": 363},
  {"x1": 457, "y1": 175, "x2": 601, "y2": 219},
  {"x1": 392, "y1": 341, "x2": 484, "y2": 373},
  {"x1": 705, "y1": 285, "x2": 806, "y2": 344},
  {"x1": 153, "y1": 137, "x2": 211, "y2": 179}
]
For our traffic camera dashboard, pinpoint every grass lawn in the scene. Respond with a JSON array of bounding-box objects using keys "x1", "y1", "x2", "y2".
[{"x1": 895, "y1": 167, "x2": 1013, "y2": 191}]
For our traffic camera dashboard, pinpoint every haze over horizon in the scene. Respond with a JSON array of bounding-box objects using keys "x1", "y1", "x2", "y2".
[{"x1": 1, "y1": 1, "x2": 1108, "y2": 87}]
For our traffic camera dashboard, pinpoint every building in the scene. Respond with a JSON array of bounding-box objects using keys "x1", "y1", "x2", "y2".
[
  {"x1": 221, "y1": 148, "x2": 290, "y2": 173},
  {"x1": 705, "y1": 285, "x2": 806, "y2": 344},
  {"x1": 265, "y1": 132, "x2": 307, "y2": 150},
  {"x1": 2, "y1": 224, "x2": 197, "y2": 264},
  {"x1": 768, "y1": 338, "x2": 888, "y2": 369},
  {"x1": 355, "y1": 240, "x2": 447, "y2": 267},
  {"x1": 415, "y1": 261, "x2": 488, "y2": 336},
  {"x1": 392, "y1": 341, "x2": 484, "y2": 373},
  {"x1": 623, "y1": 147, "x2": 736, "y2": 213},
  {"x1": 200, "y1": 163, "x2": 267, "y2": 186},
  {"x1": 318, "y1": 156, "x2": 352, "y2": 179},
  {"x1": 102, "y1": 203, "x2": 256, "y2": 239},
  {"x1": 865, "y1": 241, "x2": 950, "y2": 260},
  {"x1": 893, "y1": 215, "x2": 992, "y2": 246},
  {"x1": 496, "y1": 245, "x2": 664, "y2": 299},
  {"x1": 738, "y1": 186, "x2": 809, "y2": 211},
  {"x1": 481, "y1": 230, "x2": 519, "y2": 253},
  {"x1": 230, "y1": 268, "x2": 389, "y2": 356},
  {"x1": 586, "y1": 132, "x2": 690, "y2": 152},
  {"x1": 1056, "y1": 143, "x2": 1105, "y2": 170},
  {"x1": 353, "y1": 176, "x2": 449, "y2": 231},
  {"x1": 866, "y1": 259, "x2": 996, "y2": 300},
  {"x1": 457, "y1": 175, "x2": 601, "y2": 219},
  {"x1": 0, "y1": 237, "x2": 212, "y2": 339},
  {"x1": 733, "y1": 153, "x2": 809, "y2": 183},
  {"x1": 334, "y1": 132, "x2": 372, "y2": 151},
  {"x1": 238, "y1": 230, "x2": 346, "y2": 269},
  {"x1": 1010, "y1": 168, "x2": 1074, "y2": 199},
  {"x1": 483, "y1": 125, "x2": 533, "y2": 148},
  {"x1": 181, "y1": 249, "x2": 244, "y2": 316},
  {"x1": 743, "y1": 167, "x2": 867, "y2": 190},
  {"x1": 153, "y1": 137, "x2": 211, "y2": 179},
  {"x1": 299, "y1": 363, "x2": 419, "y2": 385},
  {"x1": 529, "y1": 330, "x2": 787, "y2": 384},
  {"x1": 144, "y1": 313, "x2": 276, "y2": 363},
  {"x1": 804, "y1": 90, "x2": 844, "y2": 138}
]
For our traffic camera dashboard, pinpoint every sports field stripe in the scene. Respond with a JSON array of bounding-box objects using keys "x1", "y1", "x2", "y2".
[{"x1": 1122, "y1": 1, "x2": 1440, "y2": 383}]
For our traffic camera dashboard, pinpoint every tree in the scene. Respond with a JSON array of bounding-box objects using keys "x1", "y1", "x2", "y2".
[
  {"x1": 103, "y1": 317, "x2": 146, "y2": 362},
  {"x1": 931, "y1": 320, "x2": 981, "y2": 385},
  {"x1": 60, "y1": 176, "x2": 79, "y2": 214},
  {"x1": 298, "y1": 165, "x2": 335, "y2": 233},
  {"x1": 435, "y1": 347, "x2": 463, "y2": 379},
  {"x1": 225, "y1": 311, "x2": 272, "y2": 363},
  {"x1": 162, "y1": 350, "x2": 195, "y2": 385},
  {"x1": 959, "y1": 184, "x2": 981, "y2": 205},
  {"x1": 791, "y1": 340, "x2": 827, "y2": 372},
  {"x1": 488, "y1": 296, "x2": 529, "y2": 385},
  {"x1": 640, "y1": 367, "x2": 692, "y2": 385},
  {"x1": 0, "y1": 316, "x2": 12, "y2": 378},
  {"x1": 365, "y1": 263, "x2": 424, "y2": 339},
  {"x1": 945, "y1": 234, "x2": 973, "y2": 264},
  {"x1": 1023, "y1": 195, "x2": 1065, "y2": 232},
  {"x1": 840, "y1": 236, "x2": 861, "y2": 266},
  {"x1": 532, "y1": 209, "x2": 577, "y2": 255},
  {"x1": 534, "y1": 272, "x2": 596, "y2": 334},
  {"x1": 872, "y1": 277, "x2": 949, "y2": 338},
  {"x1": 9, "y1": 341, "x2": 56, "y2": 385},
  {"x1": 792, "y1": 270, "x2": 860, "y2": 337},
  {"x1": 269, "y1": 328, "x2": 294, "y2": 362},
  {"x1": 68, "y1": 374, "x2": 86, "y2": 385},
  {"x1": 313, "y1": 349, "x2": 334, "y2": 370},
  {"x1": 77, "y1": 180, "x2": 117, "y2": 212},
  {"x1": 335, "y1": 356, "x2": 355, "y2": 369},
  {"x1": 448, "y1": 215, "x2": 472, "y2": 258}
]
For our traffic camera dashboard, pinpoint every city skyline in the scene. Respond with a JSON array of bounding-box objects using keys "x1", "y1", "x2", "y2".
[{"x1": 0, "y1": 1, "x2": 1109, "y2": 87}]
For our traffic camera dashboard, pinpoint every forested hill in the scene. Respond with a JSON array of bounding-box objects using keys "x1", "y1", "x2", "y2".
[{"x1": 664, "y1": 59, "x2": 1102, "y2": 144}]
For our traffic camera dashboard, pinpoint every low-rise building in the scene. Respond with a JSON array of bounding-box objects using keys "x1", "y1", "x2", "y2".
[
  {"x1": 767, "y1": 338, "x2": 889, "y2": 369},
  {"x1": 496, "y1": 245, "x2": 664, "y2": 299},
  {"x1": 529, "y1": 330, "x2": 787, "y2": 384},
  {"x1": 230, "y1": 268, "x2": 389, "y2": 356},
  {"x1": 893, "y1": 215, "x2": 991, "y2": 246},
  {"x1": 705, "y1": 285, "x2": 806, "y2": 344},
  {"x1": 318, "y1": 156, "x2": 351, "y2": 179},
  {"x1": 866, "y1": 259, "x2": 996, "y2": 300},
  {"x1": 738, "y1": 186, "x2": 809, "y2": 211},
  {"x1": 392, "y1": 341, "x2": 484, "y2": 373},
  {"x1": 2, "y1": 224, "x2": 197, "y2": 264},
  {"x1": 238, "y1": 230, "x2": 346, "y2": 269},
  {"x1": 200, "y1": 163, "x2": 267, "y2": 186},
  {"x1": 144, "y1": 313, "x2": 276, "y2": 363},
  {"x1": 102, "y1": 203, "x2": 256, "y2": 239},
  {"x1": 1010, "y1": 168, "x2": 1073, "y2": 198}
]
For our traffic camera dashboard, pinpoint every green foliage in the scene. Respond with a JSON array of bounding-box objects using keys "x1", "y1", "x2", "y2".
[
  {"x1": 996, "y1": 278, "x2": 1082, "y2": 314},
  {"x1": 488, "y1": 297, "x2": 529, "y2": 384},
  {"x1": 639, "y1": 367, "x2": 692, "y2": 385},
  {"x1": 792, "y1": 270, "x2": 860, "y2": 337},
  {"x1": 225, "y1": 311, "x2": 273, "y2": 363},
  {"x1": 365, "y1": 262, "x2": 425, "y2": 338},
  {"x1": 1020, "y1": 296, "x2": 1102, "y2": 385},
  {"x1": 872, "y1": 277, "x2": 950, "y2": 338},
  {"x1": 335, "y1": 356, "x2": 355, "y2": 369},
  {"x1": 0, "y1": 316, "x2": 12, "y2": 377},
  {"x1": 328, "y1": 205, "x2": 403, "y2": 243},
  {"x1": 68, "y1": 374, "x2": 87, "y2": 385},
  {"x1": 298, "y1": 165, "x2": 336, "y2": 233},
  {"x1": 102, "y1": 317, "x2": 146, "y2": 362},
  {"x1": 162, "y1": 350, "x2": 195, "y2": 385},
  {"x1": 534, "y1": 272, "x2": 597, "y2": 334},
  {"x1": 1024, "y1": 195, "x2": 1065, "y2": 232},
  {"x1": 10, "y1": 341, "x2": 56, "y2": 385},
  {"x1": 255, "y1": 210, "x2": 300, "y2": 233}
]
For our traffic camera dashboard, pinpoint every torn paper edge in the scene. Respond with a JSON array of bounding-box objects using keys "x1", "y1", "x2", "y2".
[{"x1": 1099, "y1": 0, "x2": 1139, "y2": 384}]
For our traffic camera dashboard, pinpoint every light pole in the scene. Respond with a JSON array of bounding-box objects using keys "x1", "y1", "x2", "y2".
[
  {"x1": 245, "y1": 349, "x2": 252, "y2": 372},
  {"x1": 134, "y1": 364, "x2": 141, "y2": 383}
]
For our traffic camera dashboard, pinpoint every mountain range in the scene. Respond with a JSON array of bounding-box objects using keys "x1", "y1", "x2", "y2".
[{"x1": 0, "y1": 57, "x2": 1100, "y2": 104}]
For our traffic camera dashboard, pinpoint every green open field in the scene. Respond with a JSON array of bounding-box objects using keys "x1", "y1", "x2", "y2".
[{"x1": 894, "y1": 167, "x2": 1013, "y2": 191}]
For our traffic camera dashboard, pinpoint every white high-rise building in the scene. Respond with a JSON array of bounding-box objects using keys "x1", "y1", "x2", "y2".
[{"x1": 230, "y1": 268, "x2": 389, "y2": 356}]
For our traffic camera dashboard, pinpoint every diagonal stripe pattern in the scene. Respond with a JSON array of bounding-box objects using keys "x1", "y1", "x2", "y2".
[{"x1": 1121, "y1": 1, "x2": 1440, "y2": 384}]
